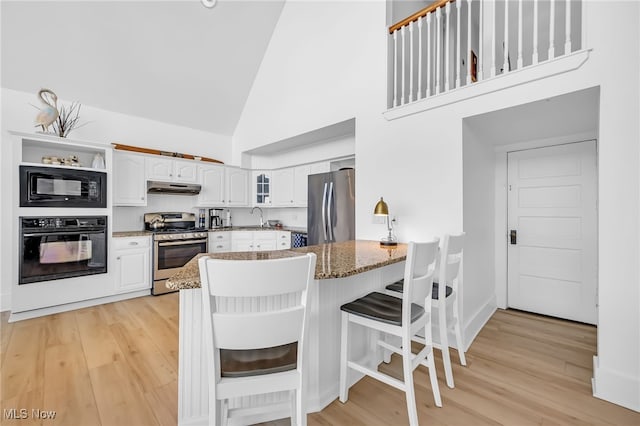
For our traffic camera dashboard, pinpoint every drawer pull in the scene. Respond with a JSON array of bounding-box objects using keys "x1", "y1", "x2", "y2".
[{"x1": 129, "y1": 242, "x2": 139, "y2": 246}]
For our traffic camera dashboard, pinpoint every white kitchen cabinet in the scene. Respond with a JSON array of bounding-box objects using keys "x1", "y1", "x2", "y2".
[
  {"x1": 226, "y1": 167, "x2": 249, "y2": 206},
  {"x1": 293, "y1": 165, "x2": 311, "y2": 207},
  {"x1": 252, "y1": 170, "x2": 272, "y2": 206},
  {"x1": 230, "y1": 230, "x2": 281, "y2": 252},
  {"x1": 113, "y1": 236, "x2": 151, "y2": 293},
  {"x1": 208, "y1": 231, "x2": 231, "y2": 253},
  {"x1": 197, "y1": 164, "x2": 226, "y2": 206},
  {"x1": 113, "y1": 151, "x2": 147, "y2": 206},
  {"x1": 146, "y1": 157, "x2": 198, "y2": 183},
  {"x1": 272, "y1": 168, "x2": 295, "y2": 206},
  {"x1": 277, "y1": 231, "x2": 292, "y2": 250}
]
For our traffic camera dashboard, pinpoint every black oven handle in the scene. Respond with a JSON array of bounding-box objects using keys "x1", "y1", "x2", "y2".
[
  {"x1": 158, "y1": 239, "x2": 208, "y2": 247},
  {"x1": 23, "y1": 230, "x2": 105, "y2": 237}
]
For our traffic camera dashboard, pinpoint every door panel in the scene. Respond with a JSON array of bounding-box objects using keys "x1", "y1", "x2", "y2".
[{"x1": 507, "y1": 141, "x2": 597, "y2": 324}]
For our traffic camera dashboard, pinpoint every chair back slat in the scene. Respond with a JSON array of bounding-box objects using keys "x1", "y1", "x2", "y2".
[
  {"x1": 201, "y1": 255, "x2": 314, "y2": 298},
  {"x1": 436, "y1": 233, "x2": 465, "y2": 301},
  {"x1": 403, "y1": 240, "x2": 439, "y2": 321},
  {"x1": 212, "y1": 307, "x2": 304, "y2": 350}
]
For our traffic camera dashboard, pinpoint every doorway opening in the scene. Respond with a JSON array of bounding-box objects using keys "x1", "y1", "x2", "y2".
[{"x1": 462, "y1": 86, "x2": 600, "y2": 326}]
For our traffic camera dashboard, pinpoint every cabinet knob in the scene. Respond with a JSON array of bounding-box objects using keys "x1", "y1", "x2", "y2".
[{"x1": 117, "y1": 256, "x2": 121, "y2": 260}]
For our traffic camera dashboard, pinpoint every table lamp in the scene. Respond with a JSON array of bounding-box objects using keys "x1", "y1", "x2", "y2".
[{"x1": 374, "y1": 197, "x2": 397, "y2": 247}]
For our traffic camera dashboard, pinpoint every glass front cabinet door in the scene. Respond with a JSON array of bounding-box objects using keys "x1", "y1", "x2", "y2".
[{"x1": 254, "y1": 171, "x2": 272, "y2": 206}]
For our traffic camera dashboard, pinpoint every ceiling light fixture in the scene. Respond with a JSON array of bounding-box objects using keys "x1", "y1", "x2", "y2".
[{"x1": 201, "y1": 0, "x2": 217, "y2": 8}]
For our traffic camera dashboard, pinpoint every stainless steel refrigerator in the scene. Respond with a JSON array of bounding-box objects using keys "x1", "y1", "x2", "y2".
[{"x1": 307, "y1": 169, "x2": 355, "y2": 245}]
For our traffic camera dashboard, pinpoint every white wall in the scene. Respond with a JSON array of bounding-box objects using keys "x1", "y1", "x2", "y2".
[
  {"x1": 232, "y1": 0, "x2": 639, "y2": 411},
  {"x1": 462, "y1": 121, "x2": 497, "y2": 343},
  {"x1": 0, "y1": 88, "x2": 233, "y2": 311}
]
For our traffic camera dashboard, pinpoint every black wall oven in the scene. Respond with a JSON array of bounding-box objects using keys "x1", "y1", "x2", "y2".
[
  {"x1": 20, "y1": 216, "x2": 108, "y2": 284},
  {"x1": 20, "y1": 166, "x2": 107, "y2": 208}
]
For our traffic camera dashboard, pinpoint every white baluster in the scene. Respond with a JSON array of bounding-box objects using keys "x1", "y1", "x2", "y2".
[
  {"x1": 393, "y1": 30, "x2": 398, "y2": 106},
  {"x1": 456, "y1": 0, "x2": 462, "y2": 88},
  {"x1": 517, "y1": 0, "x2": 523, "y2": 69},
  {"x1": 409, "y1": 21, "x2": 415, "y2": 102},
  {"x1": 533, "y1": 0, "x2": 539, "y2": 64},
  {"x1": 467, "y1": 0, "x2": 472, "y2": 85},
  {"x1": 445, "y1": 1, "x2": 451, "y2": 92},
  {"x1": 401, "y1": 25, "x2": 406, "y2": 105},
  {"x1": 549, "y1": 0, "x2": 555, "y2": 59},
  {"x1": 427, "y1": 13, "x2": 432, "y2": 97},
  {"x1": 503, "y1": 0, "x2": 509, "y2": 73},
  {"x1": 436, "y1": 6, "x2": 442, "y2": 95},
  {"x1": 418, "y1": 17, "x2": 423, "y2": 99},
  {"x1": 478, "y1": 0, "x2": 483, "y2": 80},
  {"x1": 565, "y1": 0, "x2": 572, "y2": 54},
  {"x1": 491, "y1": 0, "x2": 496, "y2": 77}
]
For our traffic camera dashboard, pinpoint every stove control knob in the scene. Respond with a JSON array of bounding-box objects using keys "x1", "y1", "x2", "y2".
[{"x1": 183, "y1": 234, "x2": 188, "y2": 239}]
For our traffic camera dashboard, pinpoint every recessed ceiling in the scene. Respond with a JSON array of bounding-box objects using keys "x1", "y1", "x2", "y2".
[
  {"x1": 464, "y1": 87, "x2": 600, "y2": 146},
  {"x1": 1, "y1": 0, "x2": 285, "y2": 136}
]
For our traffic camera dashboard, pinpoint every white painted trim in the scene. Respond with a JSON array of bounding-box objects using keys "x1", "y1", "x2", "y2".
[
  {"x1": 383, "y1": 49, "x2": 591, "y2": 121},
  {"x1": 7, "y1": 290, "x2": 150, "y2": 322},
  {"x1": 493, "y1": 130, "x2": 597, "y2": 152},
  {"x1": 463, "y1": 296, "x2": 497, "y2": 351},
  {"x1": 592, "y1": 356, "x2": 640, "y2": 412}
]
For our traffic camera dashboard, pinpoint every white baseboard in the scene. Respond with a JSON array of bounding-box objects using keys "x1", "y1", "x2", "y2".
[
  {"x1": 592, "y1": 356, "x2": 640, "y2": 412},
  {"x1": 7, "y1": 290, "x2": 150, "y2": 322},
  {"x1": 463, "y1": 296, "x2": 498, "y2": 351},
  {"x1": 0, "y1": 291, "x2": 11, "y2": 312}
]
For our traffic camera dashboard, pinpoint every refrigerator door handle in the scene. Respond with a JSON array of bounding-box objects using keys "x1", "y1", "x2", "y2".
[
  {"x1": 322, "y1": 182, "x2": 328, "y2": 242},
  {"x1": 327, "y1": 181, "x2": 334, "y2": 241}
]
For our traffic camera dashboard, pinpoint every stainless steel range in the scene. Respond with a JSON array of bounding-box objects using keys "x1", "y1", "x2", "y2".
[{"x1": 144, "y1": 212, "x2": 208, "y2": 295}]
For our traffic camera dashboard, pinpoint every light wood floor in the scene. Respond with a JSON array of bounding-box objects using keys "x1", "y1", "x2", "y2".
[{"x1": 1, "y1": 294, "x2": 638, "y2": 425}]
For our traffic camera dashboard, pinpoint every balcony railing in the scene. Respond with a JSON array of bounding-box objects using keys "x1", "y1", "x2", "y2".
[{"x1": 388, "y1": 0, "x2": 583, "y2": 109}]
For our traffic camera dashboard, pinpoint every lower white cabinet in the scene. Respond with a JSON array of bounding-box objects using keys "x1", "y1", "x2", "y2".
[
  {"x1": 113, "y1": 236, "x2": 151, "y2": 293},
  {"x1": 208, "y1": 231, "x2": 231, "y2": 253},
  {"x1": 277, "y1": 231, "x2": 292, "y2": 249},
  {"x1": 222, "y1": 230, "x2": 290, "y2": 252}
]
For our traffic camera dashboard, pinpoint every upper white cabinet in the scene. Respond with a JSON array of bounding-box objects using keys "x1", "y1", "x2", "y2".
[
  {"x1": 309, "y1": 161, "x2": 330, "y2": 175},
  {"x1": 253, "y1": 171, "x2": 272, "y2": 206},
  {"x1": 272, "y1": 168, "x2": 295, "y2": 206},
  {"x1": 226, "y1": 167, "x2": 249, "y2": 207},
  {"x1": 113, "y1": 151, "x2": 147, "y2": 206},
  {"x1": 146, "y1": 157, "x2": 197, "y2": 183},
  {"x1": 294, "y1": 165, "x2": 311, "y2": 207},
  {"x1": 197, "y1": 164, "x2": 225, "y2": 206}
]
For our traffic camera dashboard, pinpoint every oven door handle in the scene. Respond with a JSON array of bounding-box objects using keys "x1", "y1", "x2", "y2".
[
  {"x1": 158, "y1": 239, "x2": 208, "y2": 247},
  {"x1": 23, "y1": 230, "x2": 105, "y2": 237}
]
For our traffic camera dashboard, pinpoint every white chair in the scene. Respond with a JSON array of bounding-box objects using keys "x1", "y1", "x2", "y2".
[
  {"x1": 198, "y1": 253, "x2": 317, "y2": 426},
  {"x1": 339, "y1": 240, "x2": 442, "y2": 426},
  {"x1": 386, "y1": 233, "x2": 466, "y2": 388}
]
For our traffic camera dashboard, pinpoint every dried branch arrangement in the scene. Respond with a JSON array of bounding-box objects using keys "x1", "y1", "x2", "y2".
[{"x1": 52, "y1": 101, "x2": 86, "y2": 138}]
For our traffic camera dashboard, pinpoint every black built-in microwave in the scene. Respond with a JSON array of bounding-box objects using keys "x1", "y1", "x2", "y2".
[{"x1": 20, "y1": 165, "x2": 107, "y2": 208}]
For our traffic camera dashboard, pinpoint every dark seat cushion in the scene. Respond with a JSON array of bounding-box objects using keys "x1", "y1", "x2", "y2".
[
  {"x1": 220, "y1": 342, "x2": 297, "y2": 378},
  {"x1": 385, "y1": 279, "x2": 453, "y2": 300},
  {"x1": 340, "y1": 291, "x2": 424, "y2": 326}
]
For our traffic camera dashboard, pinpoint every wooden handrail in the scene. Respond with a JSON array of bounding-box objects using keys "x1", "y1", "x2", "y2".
[{"x1": 389, "y1": 0, "x2": 454, "y2": 34}]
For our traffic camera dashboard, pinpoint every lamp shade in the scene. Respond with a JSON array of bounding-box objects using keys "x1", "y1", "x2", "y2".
[{"x1": 374, "y1": 197, "x2": 389, "y2": 216}]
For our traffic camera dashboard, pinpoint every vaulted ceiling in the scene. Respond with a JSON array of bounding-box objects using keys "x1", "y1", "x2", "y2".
[{"x1": 1, "y1": 1, "x2": 285, "y2": 136}]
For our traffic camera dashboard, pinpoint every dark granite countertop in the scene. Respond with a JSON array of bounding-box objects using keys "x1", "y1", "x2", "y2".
[{"x1": 166, "y1": 240, "x2": 407, "y2": 290}]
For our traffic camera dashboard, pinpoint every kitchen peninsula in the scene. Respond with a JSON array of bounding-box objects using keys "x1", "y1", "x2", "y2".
[{"x1": 168, "y1": 240, "x2": 407, "y2": 426}]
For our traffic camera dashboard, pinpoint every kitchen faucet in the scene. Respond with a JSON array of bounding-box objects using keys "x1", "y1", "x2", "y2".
[{"x1": 250, "y1": 206, "x2": 264, "y2": 227}]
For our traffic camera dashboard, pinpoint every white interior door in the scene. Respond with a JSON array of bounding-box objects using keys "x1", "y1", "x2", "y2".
[{"x1": 507, "y1": 141, "x2": 597, "y2": 324}]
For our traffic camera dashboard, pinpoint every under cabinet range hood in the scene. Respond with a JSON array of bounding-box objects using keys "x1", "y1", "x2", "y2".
[{"x1": 147, "y1": 181, "x2": 201, "y2": 195}]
